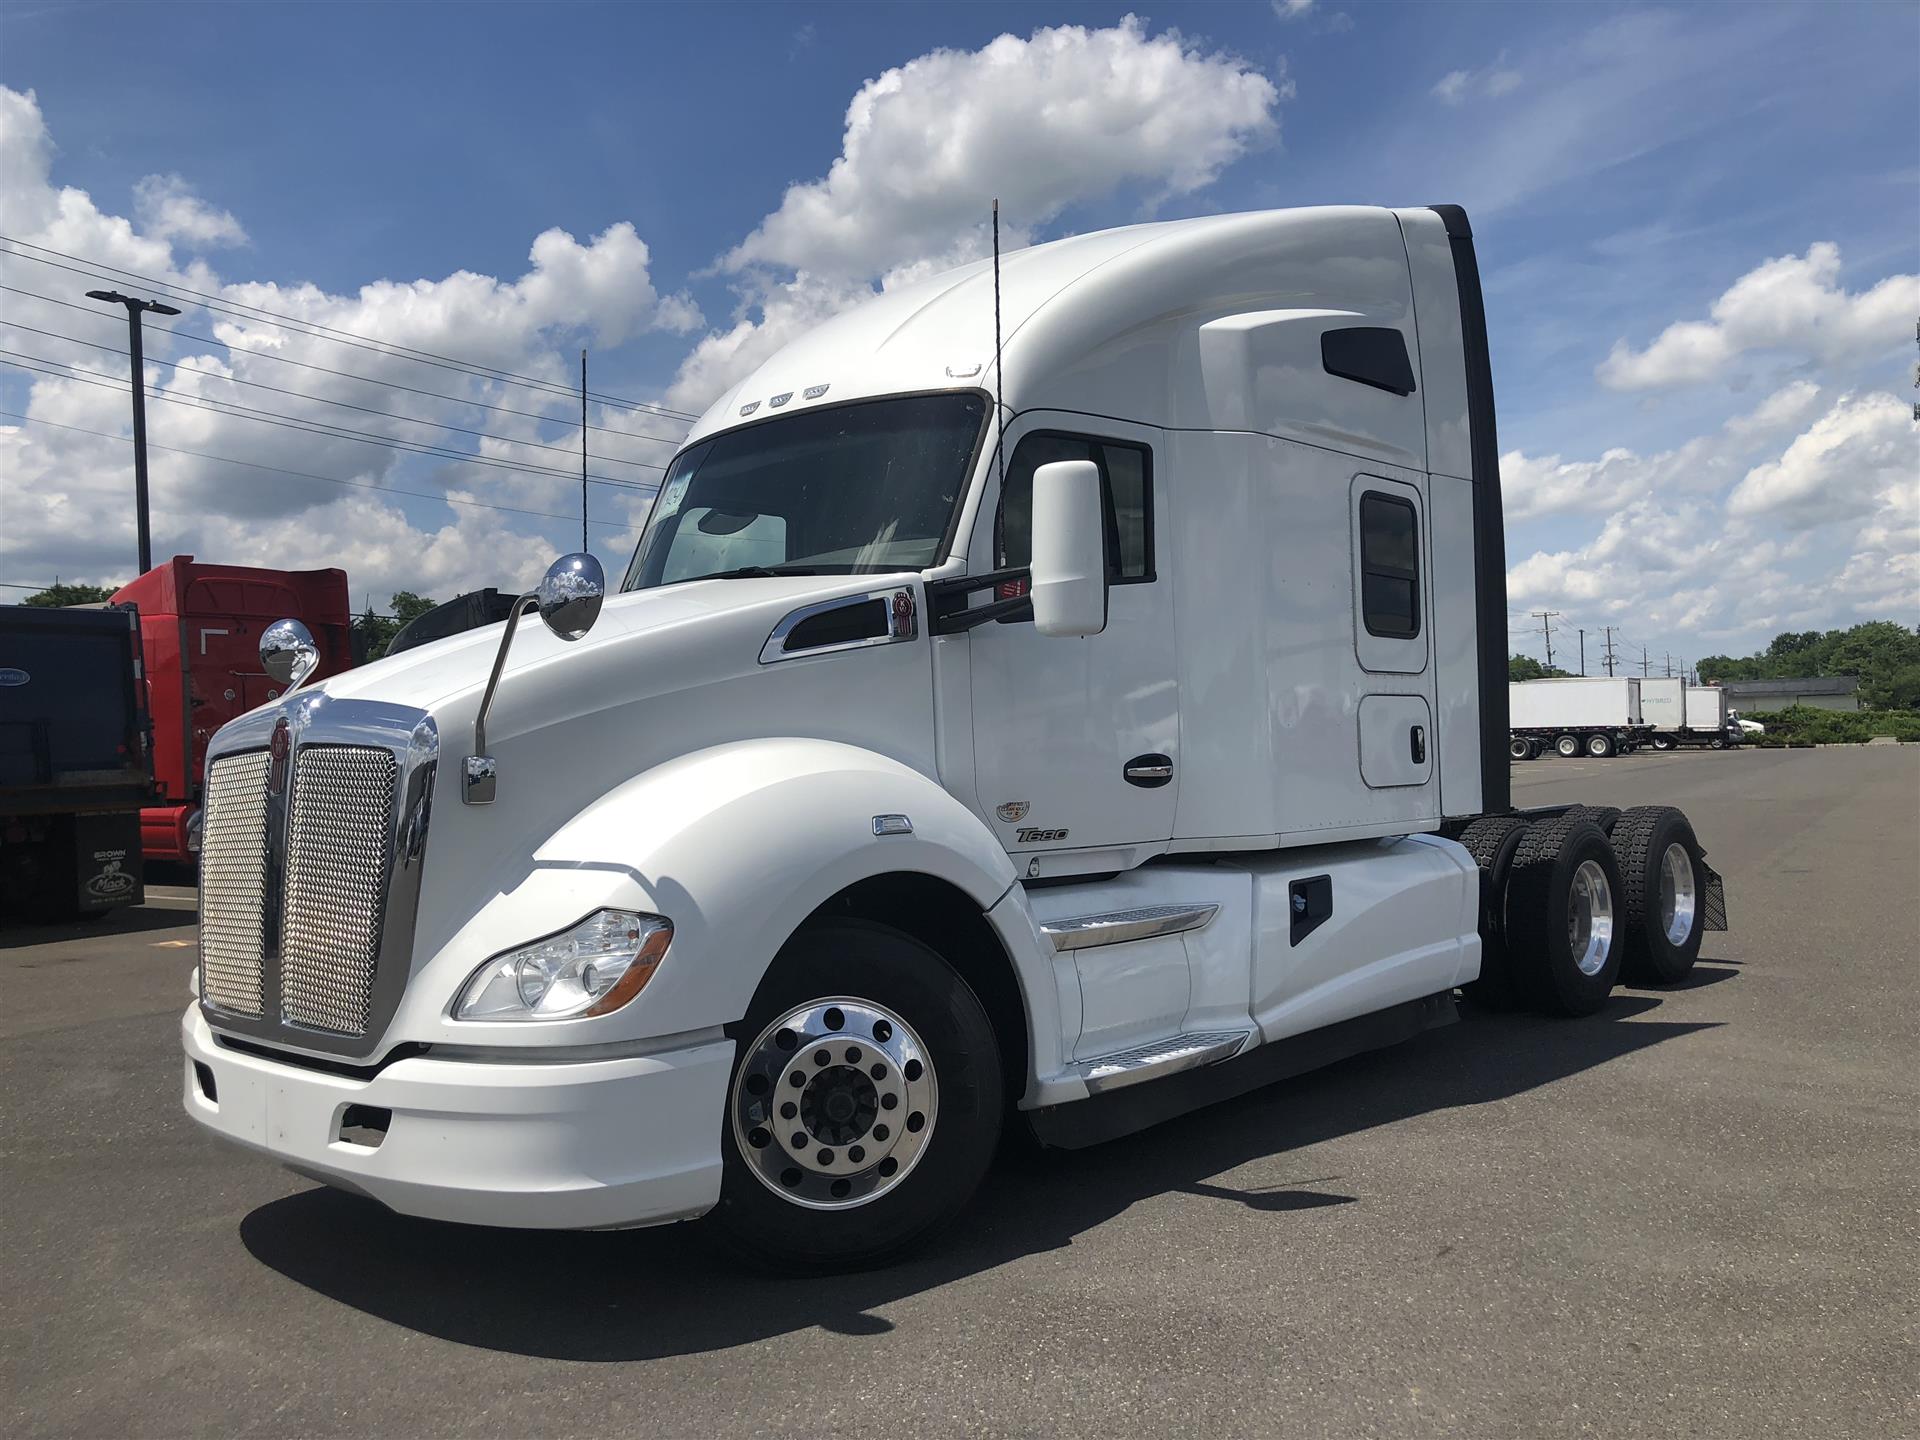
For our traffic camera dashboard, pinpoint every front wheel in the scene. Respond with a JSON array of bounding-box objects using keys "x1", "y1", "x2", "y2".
[
  {"x1": 710, "y1": 919, "x2": 1003, "y2": 1270},
  {"x1": 1651, "y1": 733, "x2": 1676, "y2": 751}
]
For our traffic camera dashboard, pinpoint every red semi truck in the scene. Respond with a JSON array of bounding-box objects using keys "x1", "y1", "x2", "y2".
[{"x1": 112, "y1": 558, "x2": 353, "y2": 863}]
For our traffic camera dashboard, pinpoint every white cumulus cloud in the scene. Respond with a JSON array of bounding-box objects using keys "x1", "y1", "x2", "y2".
[
  {"x1": 1597, "y1": 242, "x2": 1918, "y2": 390},
  {"x1": 670, "y1": 17, "x2": 1284, "y2": 410},
  {"x1": 1726, "y1": 390, "x2": 1919, "y2": 525},
  {"x1": 0, "y1": 85, "x2": 694, "y2": 603},
  {"x1": 132, "y1": 174, "x2": 248, "y2": 249}
]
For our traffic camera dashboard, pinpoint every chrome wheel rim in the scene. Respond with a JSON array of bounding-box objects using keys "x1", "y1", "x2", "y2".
[
  {"x1": 1558, "y1": 737, "x2": 1578, "y2": 756},
  {"x1": 1659, "y1": 842, "x2": 1697, "y2": 946},
  {"x1": 731, "y1": 997, "x2": 937, "y2": 1211},
  {"x1": 1568, "y1": 858, "x2": 1615, "y2": 977}
]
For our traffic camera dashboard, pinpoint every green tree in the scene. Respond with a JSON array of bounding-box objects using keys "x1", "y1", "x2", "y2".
[
  {"x1": 1696, "y1": 621, "x2": 1920, "y2": 708},
  {"x1": 1509, "y1": 654, "x2": 1572, "y2": 682},
  {"x1": 353, "y1": 591, "x2": 439, "y2": 663},
  {"x1": 21, "y1": 582, "x2": 119, "y2": 607}
]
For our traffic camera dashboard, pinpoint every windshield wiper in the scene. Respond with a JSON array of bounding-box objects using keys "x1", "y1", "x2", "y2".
[{"x1": 680, "y1": 564, "x2": 823, "y2": 582}]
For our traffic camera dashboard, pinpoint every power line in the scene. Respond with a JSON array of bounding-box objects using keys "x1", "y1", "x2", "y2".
[
  {"x1": 0, "y1": 351, "x2": 658, "y2": 492},
  {"x1": 5, "y1": 318, "x2": 668, "y2": 471},
  {"x1": 0, "y1": 410, "x2": 643, "y2": 532},
  {"x1": 0, "y1": 283, "x2": 686, "y2": 447},
  {"x1": 0, "y1": 236, "x2": 704, "y2": 422}
]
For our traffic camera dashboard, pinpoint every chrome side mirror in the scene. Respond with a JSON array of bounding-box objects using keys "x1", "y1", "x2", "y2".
[
  {"x1": 464, "y1": 553, "x2": 607, "y2": 805},
  {"x1": 260, "y1": 618, "x2": 319, "y2": 692},
  {"x1": 536, "y1": 553, "x2": 605, "y2": 641}
]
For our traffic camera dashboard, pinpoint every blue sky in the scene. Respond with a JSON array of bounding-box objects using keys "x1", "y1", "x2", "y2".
[{"x1": 1, "y1": 1, "x2": 1914, "y2": 663}]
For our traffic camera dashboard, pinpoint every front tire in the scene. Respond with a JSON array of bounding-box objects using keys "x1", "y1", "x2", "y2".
[
  {"x1": 1609, "y1": 806, "x2": 1707, "y2": 984},
  {"x1": 1503, "y1": 815, "x2": 1625, "y2": 1016},
  {"x1": 710, "y1": 919, "x2": 1003, "y2": 1270},
  {"x1": 1651, "y1": 733, "x2": 1676, "y2": 751}
]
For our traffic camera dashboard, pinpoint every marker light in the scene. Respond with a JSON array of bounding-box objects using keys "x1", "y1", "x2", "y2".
[{"x1": 454, "y1": 910, "x2": 673, "y2": 1021}]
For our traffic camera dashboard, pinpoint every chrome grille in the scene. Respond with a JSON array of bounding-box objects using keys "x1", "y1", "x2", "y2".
[
  {"x1": 280, "y1": 746, "x2": 398, "y2": 1034},
  {"x1": 198, "y1": 750, "x2": 272, "y2": 1017}
]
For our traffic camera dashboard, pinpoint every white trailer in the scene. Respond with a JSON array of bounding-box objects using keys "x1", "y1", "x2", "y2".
[
  {"x1": 180, "y1": 205, "x2": 1727, "y2": 1268},
  {"x1": 1508, "y1": 677, "x2": 1650, "y2": 759},
  {"x1": 1681, "y1": 685, "x2": 1738, "y2": 748}
]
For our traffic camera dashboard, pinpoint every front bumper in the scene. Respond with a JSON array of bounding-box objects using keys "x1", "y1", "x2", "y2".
[{"x1": 181, "y1": 1007, "x2": 732, "y2": 1229}]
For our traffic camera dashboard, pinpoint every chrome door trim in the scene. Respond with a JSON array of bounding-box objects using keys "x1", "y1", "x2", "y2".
[
  {"x1": 1040, "y1": 902, "x2": 1218, "y2": 952},
  {"x1": 759, "y1": 586, "x2": 918, "y2": 665}
]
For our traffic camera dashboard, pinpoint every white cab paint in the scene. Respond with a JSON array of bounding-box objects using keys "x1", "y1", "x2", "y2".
[{"x1": 185, "y1": 205, "x2": 1506, "y2": 1232}]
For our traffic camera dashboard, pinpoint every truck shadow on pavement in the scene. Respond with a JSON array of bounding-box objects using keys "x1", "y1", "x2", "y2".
[{"x1": 241, "y1": 990, "x2": 1725, "y2": 1361}]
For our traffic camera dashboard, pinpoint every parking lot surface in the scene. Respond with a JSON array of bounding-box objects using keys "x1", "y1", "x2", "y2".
[{"x1": 5, "y1": 748, "x2": 1916, "y2": 1439}]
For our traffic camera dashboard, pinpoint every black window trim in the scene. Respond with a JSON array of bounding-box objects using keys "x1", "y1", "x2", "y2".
[
  {"x1": 994, "y1": 427, "x2": 1157, "y2": 587},
  {"x1": 1358, "y1": 489, "x2": 1421, "y2": 640}
]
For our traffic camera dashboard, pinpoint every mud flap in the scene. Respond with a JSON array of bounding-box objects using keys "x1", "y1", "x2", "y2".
[{"x1": 1702, "y1": 859, "x2": 1728, "y2": 932}]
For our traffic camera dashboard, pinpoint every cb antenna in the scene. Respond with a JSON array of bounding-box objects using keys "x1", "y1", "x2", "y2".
[{"x1": 992, "y1": 198, "x2": 1005, "y2": 488}]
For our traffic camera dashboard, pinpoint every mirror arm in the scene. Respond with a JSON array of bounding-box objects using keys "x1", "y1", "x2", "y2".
[{"x1": 463, "y1": 591, "x2": 536, "y2": 805}]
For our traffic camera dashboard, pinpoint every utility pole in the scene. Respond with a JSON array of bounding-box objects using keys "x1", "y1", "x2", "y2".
[
  {"x1": 1603, "y1": 626, "x2": 1617, "y2": 677},
  {"x1": 1532, "y1": 610, "x2": 1561, "y2": 670},
  {"x1": 85, "y1": 289, "x2": 182, "y2": 575},
  {"x1": 580, "y1": 349, "x2": 589, "y2": 554},
  {"x1": 1578, "y1": 628, "x2": 1587, "y2": 676},
  {"x1": 1663, "y1": 652, "x2": 1673, "y2": 678},
  {"x1": 1640, "y1": 646, "x2": 1650, "y2": 678}
]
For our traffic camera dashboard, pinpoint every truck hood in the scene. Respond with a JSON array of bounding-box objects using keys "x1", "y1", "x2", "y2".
[{"x1": 317, "y1": 573, "x2": 879, "y2": 714}]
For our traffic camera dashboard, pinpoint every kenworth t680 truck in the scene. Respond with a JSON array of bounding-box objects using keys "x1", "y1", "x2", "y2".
[{"x1": 181, "y1": 206, "x2": 1727, "y2": 1267}]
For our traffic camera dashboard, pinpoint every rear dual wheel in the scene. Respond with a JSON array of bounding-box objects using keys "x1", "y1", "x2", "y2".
[
  {"x1": 1608, "y1": 806, "x2": 1706, "y2": 984},
  {"x1": 1502, "y1": 816, "x2": 1625, "y2": 1016}
]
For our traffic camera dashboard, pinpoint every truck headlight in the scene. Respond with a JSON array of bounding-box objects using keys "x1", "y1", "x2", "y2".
[{"x1": 453, "y1": 909, "x2": 673, "y2": 1021}]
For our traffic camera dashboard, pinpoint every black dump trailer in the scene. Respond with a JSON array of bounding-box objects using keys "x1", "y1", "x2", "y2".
[{"x1": 0, "y1": 605, "x2": 154, "y2": 919}]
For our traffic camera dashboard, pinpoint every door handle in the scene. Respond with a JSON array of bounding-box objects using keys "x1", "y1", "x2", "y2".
[
  {"x1": 1124, "y1": 753, "x2": 1174, "y2": 788},
  {"x1": 1409, "y1": 725, "x2": 1426, "y2": 765}
]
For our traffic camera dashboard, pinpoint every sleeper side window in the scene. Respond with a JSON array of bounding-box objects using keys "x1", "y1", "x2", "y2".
[
  {"x1": 995, "y1": 434, "x2": 1153, "y2": 583},
  {"x1": 1358, "y1": 491, "x2": 1420, "y2": 638}
]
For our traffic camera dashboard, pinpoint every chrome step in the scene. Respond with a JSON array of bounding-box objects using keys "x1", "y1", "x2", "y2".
[
  {"x1": 1072, "y1": 1029, "x2": 1251, "y2": 1095},
  {"x1": 1041, "y1": 902, "x2": 1218, "y2": 952}
]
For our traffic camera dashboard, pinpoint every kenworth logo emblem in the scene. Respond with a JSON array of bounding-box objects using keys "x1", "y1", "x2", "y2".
[{"x1": 0, "y1": 667, "x2": 28, "y2": 686}]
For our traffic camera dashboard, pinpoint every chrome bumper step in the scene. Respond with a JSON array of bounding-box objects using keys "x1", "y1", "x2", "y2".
[{"x1": 1073, "y1": 1030, "x2": 1252, "y2": 1095}]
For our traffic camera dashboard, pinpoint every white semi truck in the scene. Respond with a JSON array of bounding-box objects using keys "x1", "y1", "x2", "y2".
[
  {"x1": 181, "y1": 205, "x2": 1726, "y2": 1267},
  {"x1": 1508, "y1": 677, "x2": 1651, "y2": 759}
]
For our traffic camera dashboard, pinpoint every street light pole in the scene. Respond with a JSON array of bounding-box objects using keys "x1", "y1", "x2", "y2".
[{"x1": 85, "y1": 289, "x2": 182, "y2": 575}]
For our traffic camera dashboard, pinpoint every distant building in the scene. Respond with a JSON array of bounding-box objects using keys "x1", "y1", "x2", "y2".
[{"x1": 1716, "y1": 676, "x2": 1861, "y2": 713}]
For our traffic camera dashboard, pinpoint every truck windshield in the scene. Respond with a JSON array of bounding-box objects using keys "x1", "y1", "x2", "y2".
[{"x1": 621, "y1": 393, "x2": 987, "y2": 590}]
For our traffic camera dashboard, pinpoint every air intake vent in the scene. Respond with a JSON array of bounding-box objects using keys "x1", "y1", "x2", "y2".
[
  {"x1": 279, "y1": 746, "x2": 398, "y2": 1034},
  {"x1": 198, "y1": 750, "x2": 273, "y2": 1017}
]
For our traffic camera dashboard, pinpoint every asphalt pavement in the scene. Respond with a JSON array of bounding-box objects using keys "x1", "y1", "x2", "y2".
[{"x1": 4, "y1": 747, "x2": 1916, "y2": 1438}]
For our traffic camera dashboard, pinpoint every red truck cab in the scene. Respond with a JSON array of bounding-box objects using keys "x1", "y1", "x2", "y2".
[{"x1": 112, "y1": 558, "x2": 353, "y2": 863}]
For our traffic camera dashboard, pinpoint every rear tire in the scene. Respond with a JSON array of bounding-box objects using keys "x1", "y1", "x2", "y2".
[
  {"x1": 1555, "y1": 734, "x2": 1580, "y2": 758},
  {"x1": 1586, "y1": 733, "x2": 1616, "y2": 758},
  {"x1": 1567, "y1": 804, "x2": 1623, "y2": 834},
  {"x1": 710, "y1": 919, "x2": 1003, "y2": 1270},
  {"x1": 1609, "y1": 806, "x2": 1706, "y2": 984},
  {"x1": 1503, "y1": 816, "x2": 1624, "y2": 1016},
  {"x1": 1457, "y1": 816, "x2": 1532, "y2": 1010}
]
